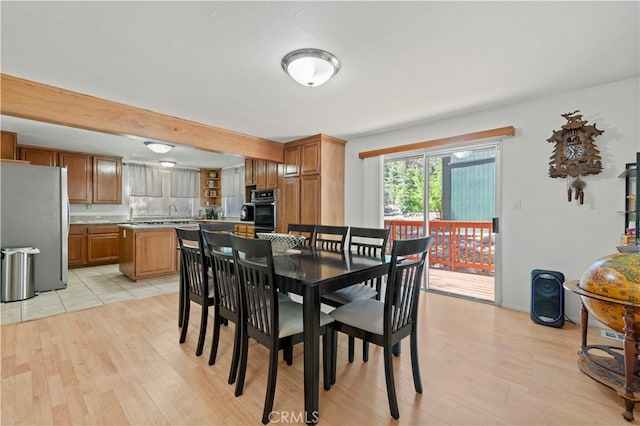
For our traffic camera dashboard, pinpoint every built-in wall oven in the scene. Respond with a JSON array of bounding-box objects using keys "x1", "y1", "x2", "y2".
[{"x1": 252, "y1": 189, "x2": 277, "y2": 235}]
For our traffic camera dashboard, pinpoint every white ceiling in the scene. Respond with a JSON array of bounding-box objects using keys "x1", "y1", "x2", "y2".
[{"x1": 1, "y1": 1, "x2": 638, "y2": 169}]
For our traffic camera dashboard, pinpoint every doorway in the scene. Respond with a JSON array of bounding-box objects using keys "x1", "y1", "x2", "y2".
[{"x1": 383, "y1": 144, "x2": 498, "y2": 303}]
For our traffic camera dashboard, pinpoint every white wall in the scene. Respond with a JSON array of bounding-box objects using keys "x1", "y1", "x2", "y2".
[{"x1": 345, "y1": 77, "x2": 640, "y2": 321}]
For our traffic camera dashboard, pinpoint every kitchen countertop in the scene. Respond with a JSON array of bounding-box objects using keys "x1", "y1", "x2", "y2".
[
  {"x1": 71, "y1": 216, "x2": 254, "y2": 226},
  {"x1": 118, "y1": 219, "x2": 255, "y2": 230},
  {"x1": 118, "y1": 222, "x2": 199, "y2": 230}
]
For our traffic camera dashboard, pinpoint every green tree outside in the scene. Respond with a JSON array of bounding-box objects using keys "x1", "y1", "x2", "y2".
[{"x1": 384, "y1": 157, "x2": 442, "y2": 216}]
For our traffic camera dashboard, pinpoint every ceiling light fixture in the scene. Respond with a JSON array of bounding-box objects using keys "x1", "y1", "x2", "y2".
[
  {"x1": 281, "y1": 48, "x2": 340, "y2": 87},
  {"x1": 159, "y1": 160, "x2": 176, "y2": 168},
  {"x1": 145, "y1": 141, "x2": 174, "y2": 154}
]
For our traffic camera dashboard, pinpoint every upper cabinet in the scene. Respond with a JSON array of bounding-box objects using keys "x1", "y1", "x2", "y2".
[
  {"x1": 245, "y1": 158, "x2": 256, "y2": 186},
  {"x1": 283, "y1": 141, "x2": 320, "y2": 177},
  {"x1": 280, "y1": 134, "x2": 345, "y2": 231},
  {"x1": 92, "y1": 155, "x2": 122, "y2": 204},
  {"x1": 19, "y1": 145, "x2": 58, "y2": 166},
  {"x1": 245, "y1": 158, "x2": 279, "y2": 191},
  {"x1": 1, "y1": 131, "x2": 17, "y2": 160},
  {"x1": 18, "y1": 144, "x2": 122, "y2": 204},
  {"x1": 265, "y1": 160, "x2": 278, "y2": 189},
  {"x1": 60, "y1": 152, "x2": 92, "y2": 203}
]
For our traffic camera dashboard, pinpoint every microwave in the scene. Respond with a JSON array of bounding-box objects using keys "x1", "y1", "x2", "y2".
[{"x1": 240, "y1": 203, "x2": 254, "y2": 221}]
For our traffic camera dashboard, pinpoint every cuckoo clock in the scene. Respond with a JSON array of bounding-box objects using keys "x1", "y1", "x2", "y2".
[{"x1": 547, "y1": 110, "x2": 604, "y2": 204}]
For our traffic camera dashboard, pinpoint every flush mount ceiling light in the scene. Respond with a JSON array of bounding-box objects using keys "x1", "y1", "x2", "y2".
[
  {"x1": 144, "y1": 141, "x2": 174, "y2": 154},
  {"x1": 159, "y1": 160, "x2": 176, "y2": 168},
  {"x1": 281, "y1": 48, "x2": 340, "y2": 87}
]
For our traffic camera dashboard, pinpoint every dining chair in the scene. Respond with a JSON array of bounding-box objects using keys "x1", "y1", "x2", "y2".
[
  {"x1": 176, "y1": 227, "x2": 214, "y2": 357},
  {"x1": 199, "y1": 222, "x2": 236, "y2": 233},
  {"x1": 287, "y1": 223, "x2": 316, "y2": 247},
  {"x1": 230, "y1": 235, "x2": 335, "y2": 424},
  {"x1": 177, "y1": 224, "x2": 232, "y2": 331},
  {"x1": 201, "y1": 230, "x2": 242, "y2": 384},
  {"x1": 329, "y1": 236, "x2": 432, "y2": 420},
  {"x1": 322, "y1": 226, "x2": 390, "y2": 362},
  {"x1": 313, "y1": 225, "x2": 349, "y2": 252}
]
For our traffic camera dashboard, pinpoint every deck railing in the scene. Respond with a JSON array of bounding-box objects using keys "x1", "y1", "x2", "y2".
[{"x1": 384, "y1": 219, "x2": 494, "y2": 273}]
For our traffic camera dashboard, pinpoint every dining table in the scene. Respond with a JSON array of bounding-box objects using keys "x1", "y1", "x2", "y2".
[{"x1": 272, "y1": 248, "x2": 392, "y2": 424}]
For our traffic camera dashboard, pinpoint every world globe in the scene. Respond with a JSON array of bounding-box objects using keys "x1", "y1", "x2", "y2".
[{"x1": 578, "y1": 252, "x2": 640, "y2": 334}]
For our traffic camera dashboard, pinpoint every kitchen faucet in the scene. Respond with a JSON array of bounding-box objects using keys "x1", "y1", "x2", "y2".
[{"x1": 168, "y1": 204, "x2": 178, "y2": 217}]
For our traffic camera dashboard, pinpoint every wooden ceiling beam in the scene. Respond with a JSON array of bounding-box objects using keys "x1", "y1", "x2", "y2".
[
  {"x1": 358, "y1": 126, "x2": 515, "y2": 159},
  {"x1": 0, "y1": 74, "x2": 284, "y2": 163}
]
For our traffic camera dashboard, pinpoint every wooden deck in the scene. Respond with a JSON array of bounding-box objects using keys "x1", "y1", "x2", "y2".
[{"x1": 427, "y1": 267, "x2": 494, "y2": 302}]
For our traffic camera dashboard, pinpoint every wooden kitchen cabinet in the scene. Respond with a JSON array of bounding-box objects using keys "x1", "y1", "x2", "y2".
[
  {"x1": 68, "y1": 224, "x2": 120, "y2": 268},
  {"x1": 284, "y1": 144, "x2": 301, "y2": 177},
  {"x1": 119, "y1": 227, "x2": 178, "y2": 280},
  {"x1": 1, "y1": 130, "x2": 17, "y2": 160},
  {"x1": 245, "y1": 158, "x2": 279, "y2": 190},
  {"x1": 19, "y1": 145, "x2": 58, "y2": 166},
  {"x1": 255, "y1": 159, "x2": 266, "y2": 189},
  {"x1": 93, "y1": 155, "x2": 122, "y2": 204},
  {"x1": 300, "y1": 175, "x2": 321, "y2": 225},
  {"x1": 280, "y1": 134, "x2": 345, "y2": 231},
  {"x1": 265, "y1": 160, "x2": 278, "y2": 189},
  {"x1": 87, "y1": 225, "x2": 120, "y2": 264},
  {"x1": 18, "y1": 144, "x2": 122, "y2": 204},
  {"x1": 60, "y1": 152, "x2": 92, "y2": 203},
  {"x1": 283, "y1": 140, "x2": 320, "y2": 177},
  {"x1": 282, "y1": 177, "x2": 301, "y2": 225},
  {"x1": 68, "y1": 225, "x2": 88, "y2": 268},
  {"x1": 234, "y1": 224, "x2": 255, "y2": 237},
  {"x1": 300, "y1": 141, "x2": 320, "y2": 175},
  {"x1": 245, "y1": 158, "x2": 256, "y2": 185}
]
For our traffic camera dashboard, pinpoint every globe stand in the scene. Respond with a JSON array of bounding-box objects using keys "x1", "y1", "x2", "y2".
[{"x1": 565, "y1": 280, "x2": 640, "y2": 421}]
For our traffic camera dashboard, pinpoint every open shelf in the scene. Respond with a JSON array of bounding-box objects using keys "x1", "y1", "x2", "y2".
[{"x1": 200, "y1": 168, "x2": 221, "y2": 206}]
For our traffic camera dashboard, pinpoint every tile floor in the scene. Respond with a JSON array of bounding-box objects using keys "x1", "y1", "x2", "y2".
[{"x1": 0, "y1": 264, "x2": 179, "y2": 325}]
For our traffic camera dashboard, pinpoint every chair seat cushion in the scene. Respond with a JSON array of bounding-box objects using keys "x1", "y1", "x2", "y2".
[
  {"x1": 330, "y1": 299, "x2": 384, "y2": 335},
  {"x1": 278, "y1": 301, "x2": 334, "y2": 338},
  {"x1": 322, "y1": 284, "x2": 377, "y2": 305}
]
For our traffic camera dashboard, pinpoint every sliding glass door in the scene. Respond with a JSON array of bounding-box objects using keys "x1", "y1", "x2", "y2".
[{"x1": 384, "y1": 144, "x2": 498, "y2": 303}]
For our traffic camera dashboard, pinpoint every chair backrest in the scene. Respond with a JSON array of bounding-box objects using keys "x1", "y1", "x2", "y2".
[
  {"x1": 287, "y1": 223, "x2": 316, "y2": 247},
  {"x1": 202, "y1": 230, "x2": 238, "y2": 314},
  {"x1": 348, "y1": 227, "x2": 390, "y2": 257},
  {"x1": 314, "y1": 225, "x2": 349, "y2": 252},
  {"x1": 384, "y1": 237, "x2": 432, "y2": 335},
  {"x1": 176, "y1": 227, "x2": 209, "y2": 299},
  {"x1": 199, "y1": 222, "x2": 236, "y2": 234},
  {"x1": 230, "y1": 235, "x2": 279, "y2": 340}
]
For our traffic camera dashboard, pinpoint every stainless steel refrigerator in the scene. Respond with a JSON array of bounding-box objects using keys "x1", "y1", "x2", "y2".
[{"x1": 1, "y1": 162, "x2": 68, "y2": 292}]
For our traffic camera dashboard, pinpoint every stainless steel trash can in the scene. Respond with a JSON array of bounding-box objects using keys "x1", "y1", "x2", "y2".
[{"x1": 1, "y1": 247, "x2": 40, "y2": 302}]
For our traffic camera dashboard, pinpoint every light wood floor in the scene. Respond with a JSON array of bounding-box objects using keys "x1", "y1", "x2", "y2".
[{"x1": 1, "y1": 290, "x2": 633, "y2": 425}]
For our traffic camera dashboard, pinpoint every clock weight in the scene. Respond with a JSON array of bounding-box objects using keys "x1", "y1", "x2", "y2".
[{"x1": 570, "y1": 178, "x2": 586, "y2": 205}]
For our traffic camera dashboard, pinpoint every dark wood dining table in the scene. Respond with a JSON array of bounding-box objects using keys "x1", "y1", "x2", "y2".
[{"x1": 272, "y1": 248, "x2": 392, "y2": 424}]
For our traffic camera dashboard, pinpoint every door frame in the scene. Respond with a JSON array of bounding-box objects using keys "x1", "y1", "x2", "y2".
[{"x1": 383, "y1": 141, "x2": 502, "y2": 305}]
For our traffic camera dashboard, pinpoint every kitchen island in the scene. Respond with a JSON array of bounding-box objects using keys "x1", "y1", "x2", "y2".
[
  {"x1": 118, "y1": 223, "x2": 189, "y2": 281},
  {"x1": 117, "y1": 219, "x2": 254, "y2": 281}
]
